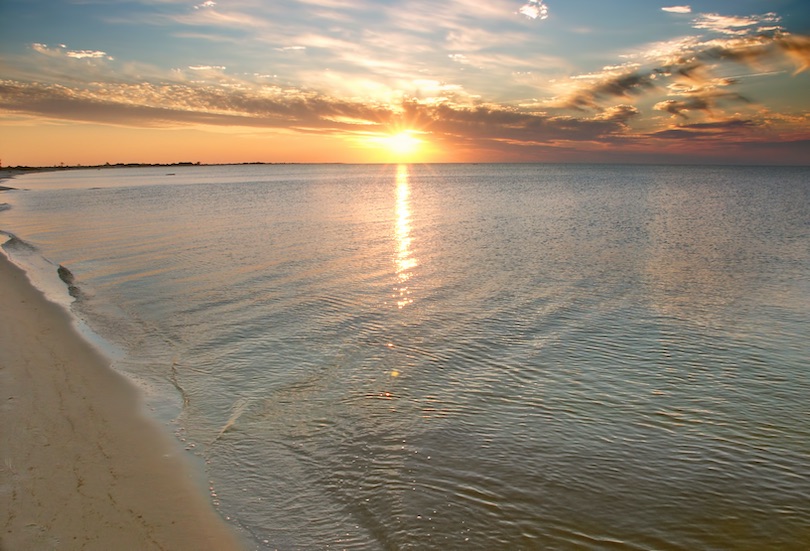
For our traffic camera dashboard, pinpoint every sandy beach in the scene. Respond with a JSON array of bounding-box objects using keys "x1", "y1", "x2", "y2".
[{"x1": 0, "y1": 253, "x2": 244, "y2": 550}]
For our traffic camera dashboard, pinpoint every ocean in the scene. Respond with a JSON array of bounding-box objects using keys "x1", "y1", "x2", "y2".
[{"x1": 2, "y1": 163, "x2": 809, "y2": 549}]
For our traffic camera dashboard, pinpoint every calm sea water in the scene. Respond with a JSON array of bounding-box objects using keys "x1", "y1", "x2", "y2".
[{"x1": 2, "y1": 163, "x2": 809, "y2": 549}]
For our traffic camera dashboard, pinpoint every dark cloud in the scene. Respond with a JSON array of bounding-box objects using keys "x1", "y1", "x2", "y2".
[
  {"x1": 0, "y1": 80, "x2": 394, "y2": 130},
  {"x1": 683, "y1": 120, "x2": 757, "y2": 130},
  {"x1": 0, "y1": 79, "x2": 638, "y2": 148},
  {"x1": 694, "y1": 34, "x2": 810, "y2": 69},
  {"x1": 567, "y1": 73, "x2": 656, "y2": 109},
  {"x1": 654, "y1": 90, "x2": 749, "y2": 118},
  {"x1": 651, "y1": 118, "x2": 758, "y2": 139},
  {"x1": 420, "y1": 103, "x2": 634, "y2": 143},
  {"x1": 655, "y1": 98, "x2": 710, "y2": 118},
  {"x1": 564, "y1": 33, "x2": 810, "y2": 112}
]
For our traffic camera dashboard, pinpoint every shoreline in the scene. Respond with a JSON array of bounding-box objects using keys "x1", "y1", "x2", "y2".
[{"x1": 0, "y1": 253, "x2": 244, "y2": 550}]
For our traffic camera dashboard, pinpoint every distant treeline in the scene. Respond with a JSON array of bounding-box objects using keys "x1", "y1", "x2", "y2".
[{"x1": 1, "y1": 161, "x2": 311, "y2": 172}]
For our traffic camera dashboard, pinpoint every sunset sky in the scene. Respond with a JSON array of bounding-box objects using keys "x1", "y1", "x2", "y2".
[{"x1": 1, "y1": 0, "x2": 809, "y2": 165}]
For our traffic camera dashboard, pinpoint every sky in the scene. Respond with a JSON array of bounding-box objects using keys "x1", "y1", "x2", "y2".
[{"x1": 1, "y1": 0, "x2": 809, "y2": 165}]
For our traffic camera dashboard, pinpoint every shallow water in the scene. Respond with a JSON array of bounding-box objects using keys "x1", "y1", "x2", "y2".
[{"x1": 2, "y1": 163, "x2": 809, "y2": 549}]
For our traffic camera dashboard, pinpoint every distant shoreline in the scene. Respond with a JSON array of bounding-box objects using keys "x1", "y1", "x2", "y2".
[
  {"x1": 2, "y1": 161, "x2": 808, "y2": 177},
  {"x1": 0, "y1": 161, "x2": 321, "y2": 177}
]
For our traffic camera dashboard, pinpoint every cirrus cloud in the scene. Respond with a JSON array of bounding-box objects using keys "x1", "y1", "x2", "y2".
[
  {"x1": 32, "y1": 43, "x2": 113, "y2": 61},
  {"x1": 692, "y1": 12, "x2": 780, "y2": 35}
]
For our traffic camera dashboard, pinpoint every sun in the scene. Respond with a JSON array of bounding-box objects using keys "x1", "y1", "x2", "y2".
[
  {"x1": 380, "y1": 130, "x2": 422, "y2": 157},
  {"x1": 360, "y1": 127, "x2": 433, "y2": 162}
]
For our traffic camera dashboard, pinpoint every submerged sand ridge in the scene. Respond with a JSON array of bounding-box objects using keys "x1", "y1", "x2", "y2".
[{"x1": 0, "y1": 254, "x2": 243, "y2": 550}]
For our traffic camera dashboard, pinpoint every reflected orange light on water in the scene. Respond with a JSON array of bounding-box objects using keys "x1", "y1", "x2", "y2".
[{"x1": 394, "y1": 164, "x2": 416, "y2": 309}]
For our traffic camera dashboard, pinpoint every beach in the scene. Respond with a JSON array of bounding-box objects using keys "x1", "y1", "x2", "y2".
[
  {"x1": 0, "y1": 253, "x2": 243, "y2": 550},
  {"x1": 2, "y1": 164, "x2": 808, "y2": 548}
]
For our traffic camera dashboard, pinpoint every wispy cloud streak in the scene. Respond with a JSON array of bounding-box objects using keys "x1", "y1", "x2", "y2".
[
  {"x1": 662, "y1": 6, "x2": 691, "y2": 15},
  {"x1": 32, "y1": 43, "x2": 113, "y2": 61},
  {"x1": 692, "y1": 12, "x2": 780, "y2": 35}
]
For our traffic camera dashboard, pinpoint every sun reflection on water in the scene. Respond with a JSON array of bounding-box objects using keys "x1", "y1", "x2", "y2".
[{"x1": 394, "y1": 164, "x2": 416, "y2": 309}]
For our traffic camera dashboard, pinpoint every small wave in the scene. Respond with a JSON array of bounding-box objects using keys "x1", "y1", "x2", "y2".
[
  {"x1": 0, "y1": 185, "x2": 17, "y2": 192},
  {"x1": 211, "y1": 397, "x2": 252, "y2": 445},
  {"x1": 170, "y1": 359, "x2": 190, "y2": 408},
  {"x1": 1, "y1": 232, "x2": 37, "y2": 253},
  {"x1": 1, "y1": 234, "x2": 84, "y2": 305},
  {"x1": 0, "y1": 203, "x2": 10, "y2": 212}
]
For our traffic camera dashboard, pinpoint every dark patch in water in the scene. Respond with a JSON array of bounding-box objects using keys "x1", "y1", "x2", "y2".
[
  {"x1": 58, "y1": 264, "x2": 82, "y2": 298},
  {"x1": 57, "y1": 264, "x2": 74, "y2": 284}
]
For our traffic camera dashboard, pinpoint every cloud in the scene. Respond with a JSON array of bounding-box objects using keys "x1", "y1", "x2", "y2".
[
  {"x1": 422, "y1": 103, "x2": 636, "y2": 146},
  {"x1": 445, "y1": 27, "x2": 520, "y2": 53},
  {"x1": 518, "y1": 0, "x2": 549, "y2": 21},
  {"x1": 0, "y1": 77, "x2": 640, "y2": 152},
  {"x1": 565, "y1": 72, "x2": 657, "y2": 109},
  {"x1": 593, "y1": 104, "x2": 640, "y2": 123},
  {"x1": 172, "y1": 6, "x2": 268, "y2": 29},
  {"x1": 776, "y1": 34, "x2": 810, "y2": 74},
  {"x1": 681, "y1": 120, "x2": 756, "y2": 131},
  {"x1": 4, "y1": 4, "x2": 808, "y2": 164},
  {"x1": 697, "y1": 35, "x2": 810, "y2": 74},
  {"x1": 90, "y1": 0, "x2": 560, "y2": 113},
  {"x1": 562, "y1": 32, "x2": 810, "y2": 113},
  {"x1": 650, "y1": 119, "x2": 757, "y2": 139},
  {"x1": 32, "y1": 43, "x2": 113, "y2": 61},
  {"x1": 654, "y1": 97, "x2": 711, "y2": 118},
  {"x1": 296, "y1": 0, "x2": 365, "y2": 8},
  {"x1": 66, "y1": 50, "x2": 111, "y2": 60},
  {"x1": 1, "y1": 72, "x2": 805, "y2": 164},
  {"x1": 0, "y1": 79, "x2": 389, "y2": 130},
  {"x1": 692, "y1": 13, "x2": 780, "y2": 36}
]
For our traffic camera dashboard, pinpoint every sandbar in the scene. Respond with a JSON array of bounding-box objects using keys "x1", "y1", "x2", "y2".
[{"x1": 0, "y1": 254, "x2": 244, "y2": 550}]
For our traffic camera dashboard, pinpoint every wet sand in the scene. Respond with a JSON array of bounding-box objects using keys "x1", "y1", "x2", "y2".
[{"x1": 0, "y1": 254, "x2": 244, "y2": 550}]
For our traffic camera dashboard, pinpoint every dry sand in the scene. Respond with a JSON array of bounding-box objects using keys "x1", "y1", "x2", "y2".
[{"x1": 0, "y1": 254, "x2": 244, "y2": 550}]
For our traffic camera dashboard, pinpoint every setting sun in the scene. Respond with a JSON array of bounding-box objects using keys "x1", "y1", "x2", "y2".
[
  {"x1": 381, "y1": 131, "x2": 422, "y2": 157},
  {"x1": 360, "y1": 129, "x2": 430, "y2": 162}
]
